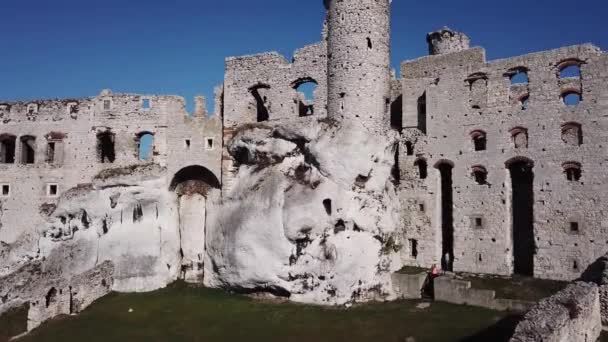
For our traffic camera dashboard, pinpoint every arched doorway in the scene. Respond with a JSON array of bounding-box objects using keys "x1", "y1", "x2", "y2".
[
  {"x1": 170, "y1": 166, "x2": 221, "y2": 283},
  {"x1": 506, "y1": 157, "x2": 535, "y2": 276}
]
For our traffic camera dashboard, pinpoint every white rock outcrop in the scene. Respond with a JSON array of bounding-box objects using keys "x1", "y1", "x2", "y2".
[{"x1": 205, "y1": 119, "x2": 403, "y2": 304}]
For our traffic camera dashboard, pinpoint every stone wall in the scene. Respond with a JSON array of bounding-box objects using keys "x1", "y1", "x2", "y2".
[
  {"x1": 510, "y1": 282, "x2": 602, "y2": 342},
  {"x1": 397, "y1": 35, "x2": 608, "y2": 280}
]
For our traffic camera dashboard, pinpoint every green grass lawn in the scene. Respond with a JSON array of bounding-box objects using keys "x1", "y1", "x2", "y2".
[{"x1": 2, "y1": 282, "x2": 522, "y2": 342}]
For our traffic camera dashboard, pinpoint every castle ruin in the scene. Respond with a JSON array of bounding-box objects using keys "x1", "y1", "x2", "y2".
[{"x1": 1, "y1": 0, "x2": 608, "y2": 333}]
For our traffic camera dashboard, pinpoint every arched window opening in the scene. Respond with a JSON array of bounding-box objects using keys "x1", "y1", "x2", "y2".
[
  {"x1": 562, "y1": 91, "x2": 581, "y2": 106},
  {"x1": 249, "y1": 84, "x2": 271, "y2": 122},
  {"x1": 417, "y1": 92, "x2": 427, "y2": 134},
  {"x1": 390, "y1": 95, "x2": 403, "y2": 132},
  {"x1": 507, "y1": 67, "x2": 529, "y2": 85},
  {"x1": 45, "y1": 287, "x2": 57, "y2": 308},
  {"x1": 405, "y1": 141, "x2": 414, "y2": 156},
  {"x1": 137, "y1": 132, "x2": 154, "y2": 161},
  {"x1": 20, "y1": 135, "x2": 36, "y2": 164},
  {"x1": 561, "y1": 122, "x2": 583, "y2": 146},
  {"x1": 470, "y1": 130, "x2": 487, "y2": 151},
  {"x1": 471, "y1": 165, "x2": 488, "y2": 185},
  {"x1": 557, "y1": 59, "x2": 583, "y2": 79},
  {"x1": 292, "y1": 78, "x2": 318, "y2": 117},
  {"x1": 414, "y1": 158, "x2": 428, "y2": 179},
  {"x1": 510, "y1": 127, "x2": 529, "y2": 149},
  {"x1": 560, "y1": 65, "x2": 581, "y2": 79},
  {"x1": 0, "y1": 134, "x2": 16, "y2": 164},
  {"x1": 563, "y1": 162, "x2": 582, "y2": 182},
  {"x1": 97, "y1": 130, "x2": 116, "y2": 163}
]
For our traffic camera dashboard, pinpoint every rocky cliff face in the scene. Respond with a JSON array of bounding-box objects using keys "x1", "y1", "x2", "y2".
[{"x1": 205, "y1": 119, "x2": 403, "y2": 304}]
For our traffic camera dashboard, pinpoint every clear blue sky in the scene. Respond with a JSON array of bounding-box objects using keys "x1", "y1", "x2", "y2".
[{"x1": 0, "y1": 0, "x2": 605, "y2": 112}]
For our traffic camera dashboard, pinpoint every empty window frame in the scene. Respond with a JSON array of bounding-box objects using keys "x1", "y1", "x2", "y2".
[
  {"x1": 510, "y1": 127, "x2": 529, "y2": 149},
  {"x1": 292, "y1": 78, "x2": 318, "y2": 117},
  {"x1": 471, "y1": 216, "x2": 484, "y2": 229},
  {"x1": 557, "y1": 59, "x2": 583, "y2": 79},
  {"x1": 142, "y1": 98, "x2": 151, "y2": 110},
  {"x1": 471, "y1": 165, "x2": 488, "y2": 185},
  {"x1": 563, "y1": 162, "x2": 582, "y2": 182},
  {"x1": 506, "y1": 67, "x2": 529, "y2": 85},
  {"x1": 205, "y1": 138, "x2": 214, "y2": 150},
  {"x1": 45, "y1": 132, "x2": 65, "y2": 165},
  {"x1": 97, "y1": 131, "x2": 116, "y2": 163},
  {"x1": 562, "y1": 90, "x2": 582, "y2": 106},
  {"x1": 0, "y1": 184, "x2": 10, "y2": 197},
  {"x1": 249, "y1": 84, "x2": 271, "y2": 122},
  {"x1": 417, "y1": 92, "x2": 427, "y2": 134},
  {"x1": 470, "y1": 130, "x2": 487, "y2": 151},
  {"x1": 20, "y1": 135, "x2": 36, "y2": 164},
  {"x1": 137, "y1": 132, "x2": 154, "y2": 161},
  {"x1": 0, "y1": 134, "x2": 16, "y2": 164},
  {"x1": 405, "y1": 141, "x2": 414, "y2": 156},
  {"x1": 414, "y1": 158, "x2": 428, "y2": 180},
  {"x1": 103, "y1": 99, "x2": 111, "y2": 111},
  {"x1": 47, "y1": 183, "x2": 59, "y2": 197},
  {"x1": 561, "y1": 122, "x2": 583, "y2": 146}
]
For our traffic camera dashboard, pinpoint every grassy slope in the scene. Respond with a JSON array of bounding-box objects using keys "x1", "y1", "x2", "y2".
[{"x1": 3, "y1": 282, "x2": 520, "y2": 342}]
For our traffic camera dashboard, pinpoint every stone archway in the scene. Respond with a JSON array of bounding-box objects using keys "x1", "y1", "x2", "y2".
[{"x1": 170, "y1": 165, "x2": 220, "y2": 283}]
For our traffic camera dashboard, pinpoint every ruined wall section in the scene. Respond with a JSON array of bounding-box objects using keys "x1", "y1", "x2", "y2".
[
  {"x1": 223, "y1": 42, "x2": 328, "y2": 128},
  {"x1": 222, "y1": 42, "x2": 327, "y2": 193},
  {"x1": 510, "y1": 282, "x2": 602, "y2": 342},
  {"x1": 0, "y1": 91, "x2": 223, "y2": 275},
  {"x1": 398, "y1": 43, "x2": 608, "y2": 280}
]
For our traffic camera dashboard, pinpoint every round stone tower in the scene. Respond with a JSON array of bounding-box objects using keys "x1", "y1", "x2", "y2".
[
  {"x1": 324, "y1": 0, "x2": 391, "y2": 131},
  {"x1": 427, "y1": 27, "x2": 470, "y2": 55}
]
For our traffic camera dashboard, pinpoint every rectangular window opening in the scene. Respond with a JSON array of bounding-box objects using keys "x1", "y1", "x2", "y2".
[
  {"x1": 1, "y1": 184, "x2": 10, "y2": 197},
  {"x1": 103, "y1": 100, "x2": 111, "y2": 110},
  {"x1": 475, "y1": 217, "x2": 483, "y2": 228},
  {"x1": 142, "y1": 99, "x2": 151, "y2": 110},
  {"x1": 570, "y1": 222, "x2": 580, "y2": 233},
  {"x1": 48, "y1": 184, "x2": 58, "y2": 197},
  {"x1": 185, "y1": 139, "x2": 191, "y2": 150},
  {"x1": 206, "y1": 138, "x2": 214, "y2": 150},
  {"x1": 409, "y1": 239, "x2": 418, "y2": 258}
]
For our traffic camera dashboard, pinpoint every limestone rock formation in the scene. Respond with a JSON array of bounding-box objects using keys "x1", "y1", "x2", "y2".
[
  {"x1": 0, "y1": 164, "x2": 182, "y2": 330},
  {"x1": 205, "y1": 119, "x2": 403, "y2": 304}
]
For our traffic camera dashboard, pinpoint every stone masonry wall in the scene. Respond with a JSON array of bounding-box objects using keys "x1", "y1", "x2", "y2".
[
  {"x1": 397, "y1": 38, "x2": 608, "y2": 281},
  {"x1": 0, "y1": 90, "x2": 222, "y2": 277}
]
